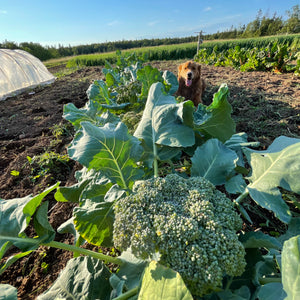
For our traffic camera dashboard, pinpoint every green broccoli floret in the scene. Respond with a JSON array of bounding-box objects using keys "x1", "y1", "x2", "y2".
[{"x1": 113, "y1": 174, "x2": 246, "y2": 297}]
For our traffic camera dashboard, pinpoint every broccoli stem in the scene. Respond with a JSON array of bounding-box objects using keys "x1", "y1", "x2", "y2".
[
  {"x1": 235, "y1": 188, "x2": 249, "y2": 204},
  {"x1": 259, "y1": 277, "x2": 282, "y2": 285},
  {"x1": 0, "y1": 235, "x2": 123, "y2": 266},
  {"x1": 113, "y1": 286, "x2": 139, "y2": 300},
  {"x1": 153, "y1": 141, "x2": 159, "y2": 178}
]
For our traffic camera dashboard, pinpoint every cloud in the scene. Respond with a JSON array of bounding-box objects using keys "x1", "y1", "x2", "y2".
[
  {"x1": 204, "y1": 7, "x2": 212, "y2": 12},
  {"x1": 148, "y1": 20, "x2": 160, "y2": 27},
  {"x1": 0, "y1": 10, "x2": 8, "y2": 14},
  {"x1": 107, "y1": 20, "x2": 120, "y2": 26}
]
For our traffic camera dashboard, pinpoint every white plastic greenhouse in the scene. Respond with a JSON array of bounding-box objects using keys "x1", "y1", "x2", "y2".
[{"x1": 0, "y1": 49, "x2": 55, "y2": 100}]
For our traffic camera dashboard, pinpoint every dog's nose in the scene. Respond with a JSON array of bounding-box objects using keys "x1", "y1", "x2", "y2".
[{"x1": 187, "y1": 71, "x2": 192, "y2": 79}]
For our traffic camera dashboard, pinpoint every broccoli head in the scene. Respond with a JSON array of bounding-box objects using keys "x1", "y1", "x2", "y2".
[{"x1": 113, "y1": 174, "x2": 246, "y2": 296}]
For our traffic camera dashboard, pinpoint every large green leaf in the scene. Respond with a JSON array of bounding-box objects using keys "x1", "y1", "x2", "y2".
[
  {"x1": 282, "y1": 235, "x2": 300, "y2": 299},
  {"x1": 37, "y1": 256, "x2": 111, "y2": 300},
  {"x1": 73, "y1": 183, "x2": 125, "y2": 248},
  {"x1": 63, "y1": 100, "x2": 119, "y2": 130},
  {"x1": 191, "y1": 138, "x2": 238, "y2": 185},
  {"x1": 137, "y1": 65, "x2": 164, "y2": 100},
  {"x1": 243, "y1": 136, "x2": 300, "y2": 223},
  {"x1": 86, "y1": 80, "x2": 131, "y2": 111},
  {"x1": 239, "y1": 231, "x2": 282, "y2": 250},
  {"x1": 0, "y1": 284, "x2": 18, "y2": 300},
  {"x1": 257, "y1": 283, "x2": 286, "y2": 300},
  {"x1": 278, "y1": 218, "x2": 300, "y2": 245},
  {"x1": 194, "y1": 83, "x2": 235, "y2": 143},
  {"x1": 134, "y1": 82, "x2": 195, "y2": 164},
  {"x1": 116, "y1": 249, "x2": 148, "y2": 291},
  {"x1": 33, "y1": 201, "x2": 56, "y2": 244},
  {"x1": 138, "y1": 261, "x2": 193, "y2": 300},
  {"x1": 0, "y1": 183, "x2": 59, "y2": 249},
  {"x1": 55, "y1": 167, "x2": 105, "y2": 204},
  {"x1": 68, "y1": 121, "x2": 144, "y2": 190},
  {"x1": 86, "y1": 80, "x2": 112, "y2": 103},
  {"x1": 162, "y1": 70, "x2": 179, "y2": 95},
  {"x1": 0, "y1": 249, "x2": 34, "y2": 275},
  {"x1": 73, "y1": 200, "x2": 115, "y2": 247}
]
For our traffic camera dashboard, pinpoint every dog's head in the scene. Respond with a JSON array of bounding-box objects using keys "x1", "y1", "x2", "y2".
[{"x1": 178, "y1": 61, "x2": 201, "y2": 87}]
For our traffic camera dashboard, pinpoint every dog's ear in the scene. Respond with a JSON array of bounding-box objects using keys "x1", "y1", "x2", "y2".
[
  {"x1": 197, "y1": 64, "x2": 201, "y2": 74},
  {"x1": 178, "y1": 64, "x2": 183, "y2": 78}
]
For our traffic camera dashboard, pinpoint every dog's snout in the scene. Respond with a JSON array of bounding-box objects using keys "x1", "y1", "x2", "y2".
[{"x1": 187, "y1": 71, "x2": 192, "y2": 79}]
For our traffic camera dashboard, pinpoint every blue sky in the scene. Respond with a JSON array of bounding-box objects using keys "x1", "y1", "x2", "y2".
[{"x1": 0, "y1": 0, "x2": 299, "y2": 47}]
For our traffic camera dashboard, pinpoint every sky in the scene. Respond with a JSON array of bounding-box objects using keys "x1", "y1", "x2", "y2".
[{"x1": 0, "y1": 0, "x2": 299, "y2": 47}]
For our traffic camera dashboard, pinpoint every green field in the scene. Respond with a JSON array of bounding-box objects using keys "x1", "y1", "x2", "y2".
[{"x1": 44, "y1": 34, "x2": 300, "y2": 69}]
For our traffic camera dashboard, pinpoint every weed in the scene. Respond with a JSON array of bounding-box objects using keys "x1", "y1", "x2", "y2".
[{"x1": 27, "y1": 151, "x2": 70, "y2": 182}]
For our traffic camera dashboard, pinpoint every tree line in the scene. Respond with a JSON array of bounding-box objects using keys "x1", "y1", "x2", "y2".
[
  {"x1": 1, "y1": 5, "x2": 299, "y2": 61},
  {"x1": 205, "y1": 5, "x2": 300, "y2": 40}
]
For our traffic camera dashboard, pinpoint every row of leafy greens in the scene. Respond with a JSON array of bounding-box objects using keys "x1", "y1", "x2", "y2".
[{"x1": 1, "y1": 51, "x2": 300, "y2": 300}]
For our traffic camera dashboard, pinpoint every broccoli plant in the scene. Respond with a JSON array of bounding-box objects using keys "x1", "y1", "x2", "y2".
[
  {"x1": 1, "y1": 55, "x2": 300, "y2": 300},
  {"x1": 113, "y1": 174, "x2": 246, "y2": 296}
]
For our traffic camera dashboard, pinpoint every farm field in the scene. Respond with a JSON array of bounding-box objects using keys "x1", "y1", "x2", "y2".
[{"x1": 0, "y1": 59, "x2": 300, "y2": 299}]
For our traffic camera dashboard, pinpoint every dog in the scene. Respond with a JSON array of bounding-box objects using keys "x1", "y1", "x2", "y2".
[{"x1": 175, "y1": 61, "x2": 205, "y2": 107}]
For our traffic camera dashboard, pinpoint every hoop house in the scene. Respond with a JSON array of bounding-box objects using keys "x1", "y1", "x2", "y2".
[{"x1": 0, "y1": 49, "x2": 55, "y2": 100}]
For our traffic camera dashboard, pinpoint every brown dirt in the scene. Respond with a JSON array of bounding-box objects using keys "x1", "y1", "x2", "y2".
[{"x1": 0, "y1": 61, "x2": 299, "y2": 299}]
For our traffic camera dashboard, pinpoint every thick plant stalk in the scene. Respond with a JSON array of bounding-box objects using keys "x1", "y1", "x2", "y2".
[
  {"x1": 113, "y1": 286, "x2": 139, "y2": 300},
  {"x1": 0, "y1": 235, "x2": 123, "y2": 266}
]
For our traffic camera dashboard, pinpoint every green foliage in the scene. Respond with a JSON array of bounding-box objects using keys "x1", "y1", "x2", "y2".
[
  {"x1": 1, "y1": 50, "x2": 300, "y2": 300},
  {"x1": 134, "y1": 82, "x2": 195, "y2": 169},
  {"x1": 0, "y1": 284, "x2": 17, "y2": 300},
  {"x1": 195, "y1": 37, "x2": 300, "y2": 74},
  {"x1": 241, "y1": 136, "x2": 300, "y2": 224},
  {"x1": 37, "y1": 256, "x2": 112, "y2": 300},
  {"x1": 282, "y1": 235, "x2": 300, "y2": 299},
  {"x1": 68, "y1": 121, "x2": 144, "y2": 190},
  {"x1": 193, "y1": 83, "x2": 235, "y2": 142},
  {"x1": 28, "y1": 151, "x2": 70, "y2": 180},
  {"x1": 66, "y1": 44, "x2": 197, "y2": 68},
  {"x1": 139, "y1": 261, "x2": 193, "y2": 300}
]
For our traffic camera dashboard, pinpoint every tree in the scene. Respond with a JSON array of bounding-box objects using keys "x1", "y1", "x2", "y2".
[{"x1": 283, "y1": 5, "x2": 300, "y2": 33}]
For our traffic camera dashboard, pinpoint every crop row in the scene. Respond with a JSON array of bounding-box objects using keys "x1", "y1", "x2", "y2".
[
  {"x1": 66, "y1": 43, "x2": 197, "y2": 68},
  {"x1": 197, "y1": 34, "x2": 300, "y2": 53},
  {"x1": 64, "y1": 34, "x2": 300, "y2": 70},
  {"x1": 195, "y1": 38, "x2": 300, "y2": 74}
]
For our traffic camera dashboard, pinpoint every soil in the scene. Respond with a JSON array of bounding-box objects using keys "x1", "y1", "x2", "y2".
[{"x1": 0, "y1": 60, "x2": 299, "y2": 299}]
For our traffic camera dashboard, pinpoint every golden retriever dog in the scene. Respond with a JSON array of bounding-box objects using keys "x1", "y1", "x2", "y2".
[{"x1": 175, "y1": 61, "x2": 205, "y2": 106}]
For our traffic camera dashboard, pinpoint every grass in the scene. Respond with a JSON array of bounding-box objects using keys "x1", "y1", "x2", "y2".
[{"x1": 44, "y1": 34, "x2": 300, "y2": 69}]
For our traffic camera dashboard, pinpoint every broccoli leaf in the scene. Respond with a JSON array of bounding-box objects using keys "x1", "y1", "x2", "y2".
[
  {"x1": 138, "y1": 261, "x2": 193, "y2": 300},
  {"x1": 0, "y1": 183, "x2": 59, "y2": 249},
  {"x1": 191, "y1": 138, "x2": 238, "y2": 185},
  {"x1": 73, "y1": 199, "x2": 115, "y2": 247},
  {"x1": 63, "y1": 100, "x2": 119, "y2": 130},
  {"x1": 225, "y1": 174, "x2": 248, "y2": 195},
  {"x1": 194, "y1": 83, "x2": 235, "y2": 143},
  {"x1": 281, "y1": 235, "x2": 300, "y2": 300},
  {"x1": 134, "y1": 82, "x2": 195, "y2": 166},
  {"x1": 0, "y1": 284, "x2": 18, "y2": 300},
  {"x1": 116, "y1": 249, "x2": 148, "y2": 290},
  {"x1": 37, "y1": 256, "x2": 111, "y2": 300},
  {"x1": 86, "y1": 80, "x2": 112, "y2": 104},
  {"x1": 257, "y1": 283, "x2": 286, "y2": 300},
  {"x1": 239, "y1": 231, "x2": 282, "y2": 250},
  {"x1": 162, "y1": 70, "x2": 179, "y2": 95},
  {"x1": 68, "y1": 121, "x2": 144, "y2": 190},
  {"x1": 137, "y1": 65, "x2": 164, "y2": 100},
  {"x1": 243, "y1": 136, "x2": 300, "y2": 224},
  {"x1": 73, "y1": 183, "x2": 126, "y2": 247}
]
